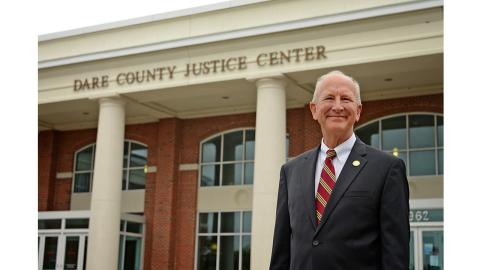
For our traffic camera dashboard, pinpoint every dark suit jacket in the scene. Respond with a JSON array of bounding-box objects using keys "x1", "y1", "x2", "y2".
[{"x1": 270, "y1": 138, "x2": 410, "y2": 270}]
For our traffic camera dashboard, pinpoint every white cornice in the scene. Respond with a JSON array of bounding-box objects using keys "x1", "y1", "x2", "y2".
[
  {"x1": 38, "y1": 0, "x2": 443, "y2": 69},
  {"x1": 38, "y1": 0, "x2": 268, "y2": 41}
]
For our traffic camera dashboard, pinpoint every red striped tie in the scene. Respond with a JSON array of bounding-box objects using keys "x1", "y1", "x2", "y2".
[{"x1": 316, "y1": 149, "x2": 337, "y2": 224}]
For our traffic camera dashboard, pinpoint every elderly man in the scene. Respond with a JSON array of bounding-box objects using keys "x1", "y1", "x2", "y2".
[{"x1": 270, "y1": 70, "x2": 410, "y2": 270}]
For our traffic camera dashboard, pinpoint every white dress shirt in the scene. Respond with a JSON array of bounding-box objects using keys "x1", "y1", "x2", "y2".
[{"x1": 314, "y1": 133, "x2": 356, "y2": 196}]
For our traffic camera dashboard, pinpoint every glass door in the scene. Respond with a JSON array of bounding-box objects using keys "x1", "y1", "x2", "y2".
[
  {"x1": 409, "y1": 226, "x2": 443, "y2": 270},
  {"x1": 420, "y1": 228, "x2": 443, "y2": 270},
  {"x1": 409, "y1": 229, "x2": 418, "y2": 270},
  {"x1": 62, "y1": 235, "x2": 87, "y2": 270},
  {"x1": 38, "y1": 235, "x2": 60, "y2": 270},
  {"x1": 118, "y1": 235, "x2": 143, "y2": 270},
  {"x1": 39, "y1": 234, "x2": 87, "y2": 270}
]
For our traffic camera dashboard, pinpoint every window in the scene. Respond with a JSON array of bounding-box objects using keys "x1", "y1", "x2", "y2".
[
  {"x1": 38, "y1": 212, "x2": 144, "y2": 270},
  {"x1": 73, "y1": 140, "x2": 148, "y2": 193},
  {"x1": 122, "y1": 141, "x2": 148, "y2": 190},
  {"x1": 355, "y1": 113, "x2": 443, "y2": 176},
  {"x1": 196, "y1": 211, "x2": 251, "y2": 270},
  {"x1": 199, "y1": 129, "x2": 289, "y2": 187},
  {"x1": 200, "y1": 129, "x2": 255, "y2": 187},
  {"x1": 119, "y1": 220, "x2": 144, "y2": 270},
  {"x1": 73, "y1": 145, "x2": 96, "y2": 192}
]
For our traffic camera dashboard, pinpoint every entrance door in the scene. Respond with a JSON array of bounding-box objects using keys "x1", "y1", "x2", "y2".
[
  {"x1": 38, "y1": 235, "x2": 60, "y2": 270},
  {"x1": 419, "y1": 228, "x2": 443, "y2": 270},
  {"x1": 410, "y1": 227, "x2": 443, "y2": 270},
  {"x1": 38, "y1": 234, "x2": 88, "y2": 270}
]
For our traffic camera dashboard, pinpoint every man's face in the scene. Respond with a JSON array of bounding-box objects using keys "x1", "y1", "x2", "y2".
[{"x1": 309, "y1": 74, "x2": 362, "y2": 137}]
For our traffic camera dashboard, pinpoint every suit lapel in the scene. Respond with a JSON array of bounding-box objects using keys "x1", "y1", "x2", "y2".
[
  {"x1": 300, "y1": 146, "x2": 321, "y2": 230},
  {"x1": 314, "y1": 138, "x2": 368, "y2": 236}
]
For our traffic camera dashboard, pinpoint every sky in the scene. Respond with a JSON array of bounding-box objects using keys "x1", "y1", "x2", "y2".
[
  {"x1": 38, "y1": 0, "x2": 231, "y2": 35},
  {"x1": 1, "y1": 1, "x2": 231, "y2": 267}
]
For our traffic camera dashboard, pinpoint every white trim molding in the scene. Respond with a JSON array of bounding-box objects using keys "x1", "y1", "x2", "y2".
[
  {"x1": 409, "y1": 198, "x2": 443, "y2": 209},
  {"x1": 146, "y1": 166, "x2": 157, "y2": 173},
  {"x1": 179, "y1": 163, "x2": 199, "y2": 171},
  {"x1": 39, "y1": 0, "x2": 268, "y2": 41},
  {"x1": 38, "y1": 0, "x2": 443, "y2": 69},
  {"x1": 56, "y1": 172, "x2": 73, "y2": 179}
]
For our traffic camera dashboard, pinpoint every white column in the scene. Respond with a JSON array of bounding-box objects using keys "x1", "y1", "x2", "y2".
[
  {"x1": 86, "y1": 97, "x2": 126, "y2": 270},
  {"x1": 250, "y1": 77, "x2": 287, "y2": 270}
]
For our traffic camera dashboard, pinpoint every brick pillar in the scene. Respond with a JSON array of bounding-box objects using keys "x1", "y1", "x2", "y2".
[
  {"x1": 38, "y1": 130, "x2": 57, "y2": 211},
  {"x1": 174, "y1": 170, "x2": 198, "y2": 270},
  {"x1": 148, "y1": 118, "x2": 181, "y2": 270},
  {"x1": 286, "y1": 108, "x2": 306, "y2": 157},
  {"x1": 143, "y1": 169, "x2": 156, "y2": 270},
  {"x1": 303, "y1": 104, "x2": 322, "y2": 151}
]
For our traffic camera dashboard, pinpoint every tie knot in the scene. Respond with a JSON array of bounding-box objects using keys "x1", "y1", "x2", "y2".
[{"x1": 326, "y1": 149, "x2": 336, "y2": 159}]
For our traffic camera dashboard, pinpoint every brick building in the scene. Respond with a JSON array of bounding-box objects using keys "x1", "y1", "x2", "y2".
[{"x1": 38, "y1": 1, "x2": 444, "y2": 269}]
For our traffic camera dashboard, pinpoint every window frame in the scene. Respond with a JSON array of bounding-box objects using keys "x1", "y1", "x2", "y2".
[
  {"x1": 354, "y1": 112, "x2": 443, "y2": 176},
  {"x1": 194, "y1": 210, "x2": 252, "y2": 270},
  {"x1": 198, "y1": 128, "x2": 256, "y2": 187},
  {"x1": 72, "y1": 144, "x2": 96, "y2": 193},
  {"x1": 38, "y1": 211, "x2": 144, "y2": 270},
  {"x1": 118, "y1": 218, "x2": 145, "y2": 270},
  {"x1": 122, "y1": 140, "x2": 149, "y2": 191},
  {"x1": 198, "y1": 128, "x2": 290, "y2": 187},
  {"x1": 72, "y1": 140, "x2": 148, "y2": 193}
]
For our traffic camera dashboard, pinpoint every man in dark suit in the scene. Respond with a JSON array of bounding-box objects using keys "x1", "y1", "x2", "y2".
[{"x1": 270, "y1": 70, "x2": 410, "y2": 270}]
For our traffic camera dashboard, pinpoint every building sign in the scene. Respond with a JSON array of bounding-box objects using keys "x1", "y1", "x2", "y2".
[
  {"x1": 73, "y1": 45, "x2": 326, "y2": 91},
  {"x1": 409, "y1": 209, "x2": 443, "y2": 222}
]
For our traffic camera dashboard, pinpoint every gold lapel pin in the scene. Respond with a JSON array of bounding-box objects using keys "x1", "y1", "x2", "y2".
[{"x1": 352, "y1": 160, "x2": 360, "y2": 167}]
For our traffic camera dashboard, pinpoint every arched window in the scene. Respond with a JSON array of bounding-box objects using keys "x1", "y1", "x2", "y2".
[
  {"x1": 200, "y1": 129, "x2": 255, "y2": 187},
  {"x1": 73, "y1": 144, "x2": 95, "y2": 193},
  {"x1": 199, "y1": 128, "x2": 289, "y2": 187},
  {"x1": 73, "y1": 140, "x2": 148, "y2": 193},
  {"x1": 355, "y1": 113, "x2": 443, "y2": 176}
]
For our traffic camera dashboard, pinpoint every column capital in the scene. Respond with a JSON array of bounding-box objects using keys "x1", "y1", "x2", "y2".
[
  {"x1": 88, "y1": 92, "x2": 126, "y2": 105},
  {"x1": 98, "y1": 96, "x2": 127, "y2": 107},
  {"x1": 246, "y1": 73, "x2": 287, "y2": 89}
]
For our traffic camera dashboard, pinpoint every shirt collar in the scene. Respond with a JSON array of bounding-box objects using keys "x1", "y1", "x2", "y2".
[{"x1": 320, "y1": 133, "x2": 356, "y2": 163}]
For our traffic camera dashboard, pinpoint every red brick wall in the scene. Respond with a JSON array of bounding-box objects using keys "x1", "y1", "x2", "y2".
[
  {"x1": 38, "y1": 130, "x2": 57, "y2": 211},
  {"x1": 357, "y1": 94, "x2": 443, "y2": 126},
  {"x1": 179, "y1": 113, "x2": 256, "y2": 164},
  {"x1": 302, "y1": 105, "x2": 323, "y2": 152},
  {"x1": 38, "y1": 93, "x2": 443, "y2": 270},
  {"x1": 145, "y1": 119, "x2": 180, "y2": 270},
  {"x1": 286, "y1": 108, "x2": 305, "y2": 157},
  {"x1": 142, "y1": 171, "x2": 157, "y2": 269},
  {"x1": 173, "y1": 170, "x2": 198, "y2": 270}
]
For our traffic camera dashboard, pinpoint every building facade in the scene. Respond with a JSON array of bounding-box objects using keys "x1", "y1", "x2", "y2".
[{"x1": 38, "y1": 1, "x2": 444, "y2": 269}]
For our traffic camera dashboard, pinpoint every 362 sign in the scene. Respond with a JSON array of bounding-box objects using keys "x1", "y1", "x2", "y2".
[
  {"x1": 409, "y1": 209, "x2": 443, "y2": 222},
  {"x1": 409, "y1": 210, "x2": 429, "y2": 222}
]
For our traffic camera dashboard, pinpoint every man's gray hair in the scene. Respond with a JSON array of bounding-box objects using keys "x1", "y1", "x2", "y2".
[{"x1": 311, "y1": 70, "x2": 361, "y2": 104}]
